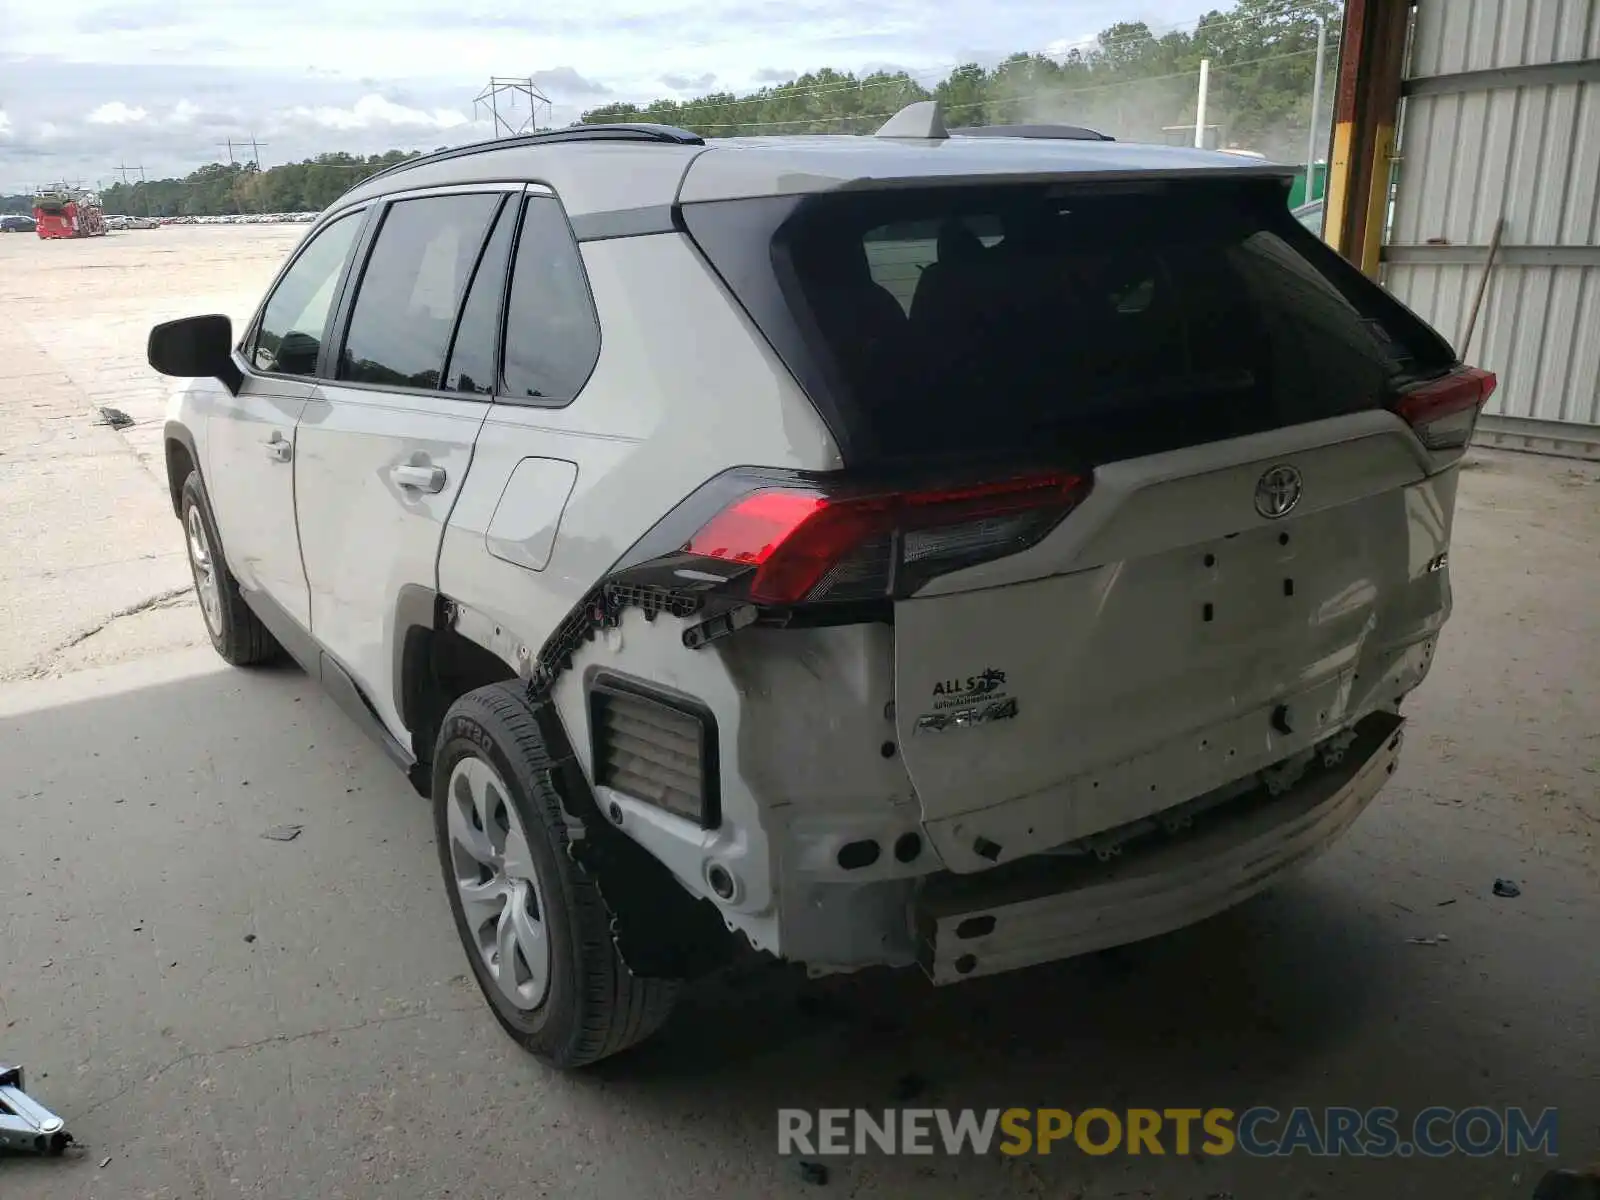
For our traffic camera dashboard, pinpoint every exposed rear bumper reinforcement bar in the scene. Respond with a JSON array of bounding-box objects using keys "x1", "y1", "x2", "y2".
[{"x1": 916, "y1": 712, "x2": 1405, "y2": 984}]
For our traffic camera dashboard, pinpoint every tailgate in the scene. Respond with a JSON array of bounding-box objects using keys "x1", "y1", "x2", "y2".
[{"x1": 893, "y1": 413, "x2": 1450, "y2": 862}]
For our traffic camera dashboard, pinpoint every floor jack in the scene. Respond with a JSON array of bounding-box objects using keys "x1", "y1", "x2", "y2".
[{"x1": 0, "y1": 1063, "x2": 72, "y2": 1155}]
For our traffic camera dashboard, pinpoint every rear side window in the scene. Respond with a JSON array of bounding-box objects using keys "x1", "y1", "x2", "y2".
[
  {"x1": 683, "y1": 180, "x2": 1456, "y2": 465},
  {"x1": 500, "y1": 195, "x2": 600, "y2": 403},
  {"x1": 251, "y1": 211, "x2": 362, "y2": 376},
  {"x1": 338, "y1": 193, "x2": 501, "y2": 390}
]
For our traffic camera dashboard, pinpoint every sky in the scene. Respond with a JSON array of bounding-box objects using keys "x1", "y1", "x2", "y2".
[{"x1": 0, "y1": 0, "x2": 1205, "y2": 192}]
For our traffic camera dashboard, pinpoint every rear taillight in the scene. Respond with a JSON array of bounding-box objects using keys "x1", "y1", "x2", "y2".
[
  {"x1": 1390, "y1": 366, "x2": 1497, "y2": 452},
  {"x1": 683, "y1": 471, "x2": 1091, "y2": 606}
]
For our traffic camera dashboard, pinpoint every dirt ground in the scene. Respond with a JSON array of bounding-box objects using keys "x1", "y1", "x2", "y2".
[{"x1": 0, "y1": 224, "x2": 1596, "y2": 1200}]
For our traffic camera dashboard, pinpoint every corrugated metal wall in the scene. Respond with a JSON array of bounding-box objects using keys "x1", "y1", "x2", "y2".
[{"x1": 1384, "y1": 0, "x2": 1600, "y2": 457}]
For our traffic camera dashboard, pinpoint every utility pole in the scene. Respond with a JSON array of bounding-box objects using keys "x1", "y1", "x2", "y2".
[
  {"x1": 1305, "y1": 17, "x2": 1329, "y2": 205},
  {"x1": 1194, "y1": 58, "x2": 1210, "y2": 148}
]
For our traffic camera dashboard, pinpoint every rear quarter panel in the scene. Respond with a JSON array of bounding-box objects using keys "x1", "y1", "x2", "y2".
[{"x1": 436, "y1": 230, "x2": 839, "y2": 673}]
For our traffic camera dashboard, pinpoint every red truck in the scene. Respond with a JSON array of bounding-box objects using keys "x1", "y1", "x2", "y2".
[{"x1": 32, "y1": 191, "x2": 108, "y2": 239}]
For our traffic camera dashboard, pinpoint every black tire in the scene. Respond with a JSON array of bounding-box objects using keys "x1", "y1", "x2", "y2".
[
  {"x1": 179, "y1": 470, "x2": 282, "y2": 666},
  {"x1": 433, "y1": 682, "x2": 680, "y2": 1069}
]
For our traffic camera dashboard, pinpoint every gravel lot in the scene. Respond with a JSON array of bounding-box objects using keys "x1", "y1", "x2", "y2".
[{"x1": 0, "y1": 224, "x2": 1596, "y2": 1200}]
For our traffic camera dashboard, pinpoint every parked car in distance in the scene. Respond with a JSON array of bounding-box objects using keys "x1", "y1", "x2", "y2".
[
  {"x1": 1, "y1": 213, "x2": 37, "y2": 233},
  {"x1": 1293, "y1": 198, "x2": 1324, "y2": 235},
  {"x1": 148, "y1": 103, "x2": 1493, "y2": 1070}
]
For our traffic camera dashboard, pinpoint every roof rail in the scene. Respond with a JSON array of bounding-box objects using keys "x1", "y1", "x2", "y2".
[
  {"x1": 951, "y1": 123, "x2": 1115, "y2": 142},
  {"x1": 359, "y1": 123, "x2": 706, "y2": 186},
  {"x1": 875, "y1": 101, "x2": 949, "y2": 140}
]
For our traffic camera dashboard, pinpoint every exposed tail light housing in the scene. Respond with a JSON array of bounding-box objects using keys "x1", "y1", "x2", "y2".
[
  {"x1": 598, "y1": 466, "x2": 1093, "y2": 645},
  {"x1": 1390, "y1": 366, "x2": 1497, "y2": 452},
  {"x1": 681, "y1": 471, "x2": 1091, "y2": 606}
]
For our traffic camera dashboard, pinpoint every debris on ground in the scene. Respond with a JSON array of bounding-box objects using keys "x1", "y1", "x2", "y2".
[
  {"x1": 243, "y1": 934, "x2": 257, "y2": 944},
  {"x1": 94, "y1": 407, "x2": 133, "y2": 430},
  {"x1": 99, "y1": 1156, "x2": 112, "y2": 1168},
  {"x1": 261, "y1": 824, "x2": 303, "y2": 842},
  {"x1": 797, "y1": 1160, "x2": 830, "y2": 1185},
  {"x1": 1493, "y1": 878, "x2": 1522, "y2": 898},
  {"x1": 1407, "y1": 934, "x2": 1451, "y2": 946}
]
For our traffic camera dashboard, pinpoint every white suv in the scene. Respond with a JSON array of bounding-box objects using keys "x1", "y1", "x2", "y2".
[{"x1": 148, "y1": 103, "x2": 1493, "y2": 1069}]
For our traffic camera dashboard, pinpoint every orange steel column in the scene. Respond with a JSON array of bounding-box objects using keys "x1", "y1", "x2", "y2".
[{"x1": 1323, "y1": 0, "x2": 1412, "y2": 277}]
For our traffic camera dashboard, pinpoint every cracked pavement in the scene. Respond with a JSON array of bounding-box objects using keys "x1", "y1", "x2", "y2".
[{"x1": 0, "y1": 226, "x2": 1597, "y2": 1200}]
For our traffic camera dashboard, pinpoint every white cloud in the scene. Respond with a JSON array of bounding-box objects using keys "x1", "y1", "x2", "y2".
[
  {"x1": 663, "y1": 72, "x2": 719, "y2": 92},
  {"x1": 86, "y1": 100, "x2": 149, "y2": 124},
  {"x1": 0, "y1": 110, "x2": 12, "y2": 139},
  {"x1": 528, "y1": 67, "x2": 611, "y2": 99},
  {"x1": 166, "y1": 99, "x2": 201, "y2": 125},
  {"x1": 284, "y1": 93, "x2": 470, "y2": 133}
]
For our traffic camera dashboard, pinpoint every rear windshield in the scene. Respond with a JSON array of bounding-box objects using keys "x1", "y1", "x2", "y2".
[{"x1": 682, "y1": 178, "x2": 1456, "y2": 466}]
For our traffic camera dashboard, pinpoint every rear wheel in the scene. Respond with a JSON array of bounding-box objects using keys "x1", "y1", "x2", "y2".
[
  {"x1": 433, "y1": 683, "x2": 680, "y2": 1069},
  {"x1": 180, "y1": 470, "x2": 281, "y2": 666}
]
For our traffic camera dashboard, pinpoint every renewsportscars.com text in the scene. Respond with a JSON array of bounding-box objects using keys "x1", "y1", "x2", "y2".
[{"x1": 778, "y1": 1106, "x2": 1559, "y2": 1158}]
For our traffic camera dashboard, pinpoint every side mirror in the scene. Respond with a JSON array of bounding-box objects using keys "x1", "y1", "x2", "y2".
[{"x1": 148, "y1": 314, "x2": 242, "y2": 394}]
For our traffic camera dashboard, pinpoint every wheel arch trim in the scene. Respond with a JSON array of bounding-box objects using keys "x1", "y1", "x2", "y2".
[{"x1": 163, "y1": 419, "x2": 203, "y2": 518}]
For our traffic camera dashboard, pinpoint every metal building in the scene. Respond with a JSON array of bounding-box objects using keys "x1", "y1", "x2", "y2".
[{"x1": 1326, "y1": 0, "x2": 1600, "y2": 460}]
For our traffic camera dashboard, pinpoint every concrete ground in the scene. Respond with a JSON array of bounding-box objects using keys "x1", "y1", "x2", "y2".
[
  {"x1": 1, "y1": 226, "x2": 1596, "y2": 1200},
  {"x1": 0, "y1": 225, "x2": 302, "y2": 681}
]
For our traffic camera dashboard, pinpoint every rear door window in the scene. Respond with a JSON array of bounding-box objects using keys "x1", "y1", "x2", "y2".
[
  {"x1": 442, "y1": 199, "x2": 516, "y2": 395},
  {"x1": 337, "y1": 193, "x2": 501, "y2": 390}
]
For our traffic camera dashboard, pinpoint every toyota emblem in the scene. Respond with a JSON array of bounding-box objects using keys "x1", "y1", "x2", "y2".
[{"x1": 1254, "y1": 465, "x2": 1303, "y2": 519}]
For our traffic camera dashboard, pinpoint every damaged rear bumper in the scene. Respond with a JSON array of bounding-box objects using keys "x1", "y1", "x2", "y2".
[{"x1": 915, "y1": 712, "x2": 1404, "y2": 984}]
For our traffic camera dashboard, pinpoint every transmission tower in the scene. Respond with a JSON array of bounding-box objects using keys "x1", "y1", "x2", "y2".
[
  {"x1": 116, "y1": 164, "x2": 150, "y2": 216},
  {"x1": 219, "y1": 137, "x2": 269, "y2": 168},
  {"x1": 474, "y1": 76, "x2": 552, "y2": 136}
]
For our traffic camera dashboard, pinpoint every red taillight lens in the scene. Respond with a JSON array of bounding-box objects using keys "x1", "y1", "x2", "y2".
[
  {"x1": 1391, "y1": 367, "x2": 1497, "y2": 451},
  {"x1": 685, "y1": 472, "x2": 1090, "y2": 606}
]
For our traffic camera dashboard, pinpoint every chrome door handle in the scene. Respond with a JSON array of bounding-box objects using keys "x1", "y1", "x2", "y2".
[
  {"x1": 391, "y1": 463, "x2": 446, "y2": 493},
  {"x1": 263, "y1": 435, "x2": 292, "y2": 462}
]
